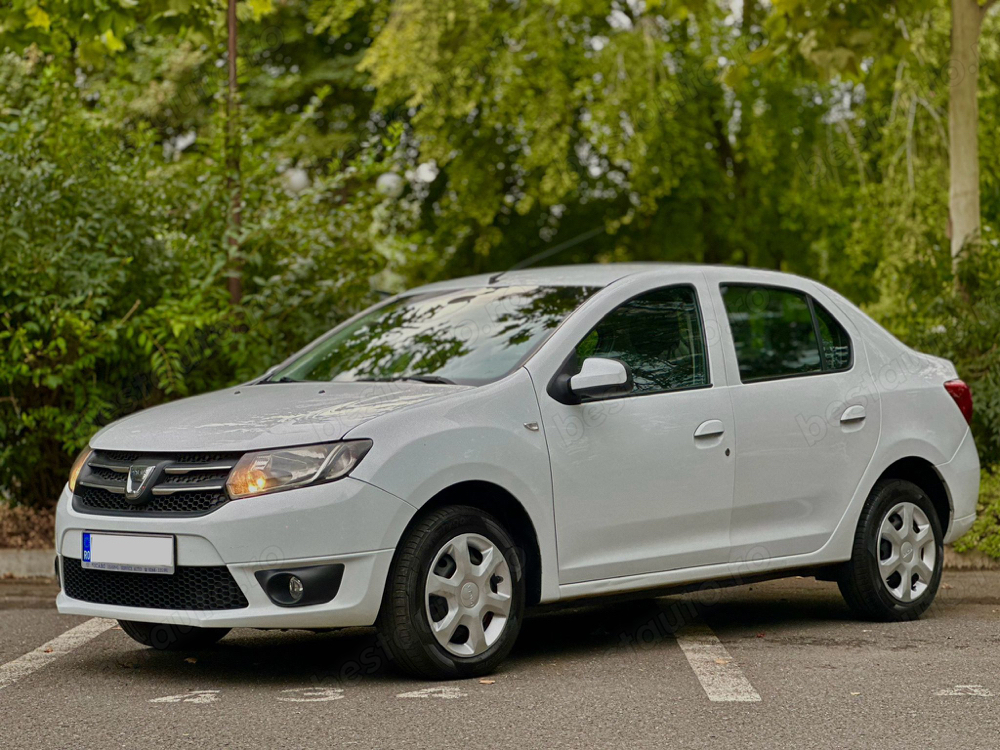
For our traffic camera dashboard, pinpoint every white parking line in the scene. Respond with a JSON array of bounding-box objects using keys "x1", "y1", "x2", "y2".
[
  {"x1": 149, "y1": 689, "x2": 220, "y2": 704},
  {"x1": 0, "y1": 618, "x2": 116, "y2": 692},
  {"x1": 277, "y1": 687, "x2": 345, "y2": 702},
  {"x1": 934, "y1": 685, "x2": 993, "y2": 697},
  {"x1": 397, "y1": 686, "x2": 466, "y2": 700},
  {"x1": 674, "y1": 624, "x2": 761, "y2": 703}
]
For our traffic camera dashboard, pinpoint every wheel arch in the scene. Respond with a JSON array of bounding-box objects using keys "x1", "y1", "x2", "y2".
[
  {"x1": 871, "y1": 457, "x2": 952, "y2": 537},
  {"x1": 395, "y1": 481, "x2": 544, "y2": 606}
]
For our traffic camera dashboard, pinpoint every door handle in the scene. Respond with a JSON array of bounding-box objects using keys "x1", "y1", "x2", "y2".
[
  {"x1": 840, "y1": 405, "x2": 867, "y2": 423},
  {"x1": 694, "y1": 419, "x2": 725, "y2": 438}
]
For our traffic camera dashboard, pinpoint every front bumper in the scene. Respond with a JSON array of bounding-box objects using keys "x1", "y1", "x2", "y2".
[{"x1": 55, "y1": 477, "x2": 414, "y2": 629}]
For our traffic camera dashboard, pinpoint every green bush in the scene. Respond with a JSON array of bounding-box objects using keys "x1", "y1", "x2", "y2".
[
  {"x1": 953, "y1": 468, "x2": 1000, "y2": 558},
  {"x1": 1, "y1": 54, "x2": 221, "y2": 504},
  {"x1": 0, "y1": 54, "x2": 398, "y2": 508}
]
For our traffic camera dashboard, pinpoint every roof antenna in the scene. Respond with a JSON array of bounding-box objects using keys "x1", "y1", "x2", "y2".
[{"x1": 488, "y1": 226, "x2": 604, "y2": 284}]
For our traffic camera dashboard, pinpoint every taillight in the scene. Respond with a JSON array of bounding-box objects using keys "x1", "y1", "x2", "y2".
[{"x1": 944, "y1": 379, "x2": 973, "y2": 425}]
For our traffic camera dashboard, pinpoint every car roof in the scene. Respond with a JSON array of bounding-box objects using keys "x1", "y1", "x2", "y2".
[{"x1": 406, "y1": 263, "x2": 819, "y2": 293}]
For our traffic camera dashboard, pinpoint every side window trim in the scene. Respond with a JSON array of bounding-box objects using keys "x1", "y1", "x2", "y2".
[
  {"x1": 719, "y1": 282, "x2": 855, "y2": 385},
  {"x1": 806, "y1": 295, "x2": 828, "y2": 372},
  {"x1": 548, "y1": 283, "x2": 714, "y2": 403},
  {"x1": 685, "y1": 284, "x2": 713, "y2": 390}
]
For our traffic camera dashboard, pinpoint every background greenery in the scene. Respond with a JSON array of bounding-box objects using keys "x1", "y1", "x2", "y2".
[{"x1": 1, "y1": 1, "x2": 998, "y2": 552}]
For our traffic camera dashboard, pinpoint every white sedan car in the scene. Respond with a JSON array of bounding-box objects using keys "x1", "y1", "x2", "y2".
[{"x1": 56, "y1": 264, "x2": 979, "y2": 678}]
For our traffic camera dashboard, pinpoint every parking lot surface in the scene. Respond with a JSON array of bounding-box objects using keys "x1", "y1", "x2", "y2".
[{"x1": 2, "y1": 572, "x2": 999, "y2": 749}]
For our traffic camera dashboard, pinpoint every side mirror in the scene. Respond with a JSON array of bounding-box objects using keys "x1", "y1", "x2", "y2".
[{"x1": 568, "y1": 358, "x2": 633, "y2": 400}]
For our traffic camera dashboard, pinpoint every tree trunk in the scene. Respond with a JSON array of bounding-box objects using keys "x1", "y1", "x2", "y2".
[
  {"x1": 948, "y1": 0, "x2": 985, "y2": 277},
  {"x1": 226, "y1": 0, "x2": 243, "y2": 306},
  {"x1": 735, "y1": 0, "x2": 758, "y2": 268}
]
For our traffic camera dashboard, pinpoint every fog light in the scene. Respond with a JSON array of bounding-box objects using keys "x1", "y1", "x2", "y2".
[
  {"x1": 254, "y1": 564, "x2": 344, "y2": 607},
  {"x1": 288, "y1": 576, "x2": 304, "y2": 602}
]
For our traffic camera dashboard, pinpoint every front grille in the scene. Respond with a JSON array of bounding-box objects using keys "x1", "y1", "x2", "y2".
[
  {"x1": 62, "y1": 557, "x2": 249, "y2": 610},
  {"x1": 74, "y1": 450, "x2": 241, "y2": 516},
  {"x1": 101, "y1": 450, "x2": 140, "y2": 462},
  {"x1": 76, "y1": 485, "x2": 231, "y2": 514}
]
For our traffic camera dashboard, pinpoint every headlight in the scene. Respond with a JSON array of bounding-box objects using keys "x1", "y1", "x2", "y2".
[
  {"x1": 68, "y1": 446, "x2": 93, "y2": 493},
  {"x1": 226, "y1": 440, "x2": 373, "y2": 499}
]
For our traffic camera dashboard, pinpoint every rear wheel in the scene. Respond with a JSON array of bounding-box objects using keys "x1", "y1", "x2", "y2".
[
  {"x1": 838, "y1": 479, "x2": 943, "y2": 621},
  {"x1": 118, "y1": 620, "x2": 230, "y2": 650},
  {"x1": 377, "y1": 505, "x2": 525, "y2": 679}
]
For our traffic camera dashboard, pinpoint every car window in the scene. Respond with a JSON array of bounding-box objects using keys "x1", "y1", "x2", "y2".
[
  {"x1": 574, "y1": 286, "x2": 709, "y2": 395},
  {"x1": 721, "y1": 285, "x2": 822, "y2": 382},
  {"x1": 270, "y1": 285, "x2": 597, "y2": 386},
  {"x1": 814, "y1": 301, "x2": 852, "y2": 371}
]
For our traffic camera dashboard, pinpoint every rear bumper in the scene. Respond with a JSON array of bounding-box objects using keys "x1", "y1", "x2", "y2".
[
  {"x1": 54, "y1": 477, "x2": 413, "y2": 629},
  {"x1": 936, "y1": 428, "x2": 980, "y2": 544}
]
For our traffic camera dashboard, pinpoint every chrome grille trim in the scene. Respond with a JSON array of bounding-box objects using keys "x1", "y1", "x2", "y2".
[
  {"x1": 151, "y1": 484, "x2": 226, "y2": 496},
  {"x1": 77, "y1": 480, "x2": 126, "y2": 494},
  {"x1": 87, "y1": 462, "x2": 129, "y2": 473},
  {"x1": 164, "y1": 464, "x2": 236, "y2": 474}
]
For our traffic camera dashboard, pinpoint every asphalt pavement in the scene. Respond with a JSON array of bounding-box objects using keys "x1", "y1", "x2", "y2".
[{"x1": 2, "y1": 572, "x2": 999, "y2": 749}]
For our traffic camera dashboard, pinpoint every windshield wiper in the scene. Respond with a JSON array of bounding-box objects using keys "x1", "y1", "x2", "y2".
[
  {"x1": 399, "y1": 375, "x2": 455, "y2": 385},
  {"x1": 261, "y1": 376, "x2": 299, "y2": 384},
  {"x1": 362, "y1": 375, "x2": 456, "y2": 385}
]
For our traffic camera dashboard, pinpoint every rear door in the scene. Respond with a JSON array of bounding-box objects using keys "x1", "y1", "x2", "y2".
[{"x1": 713, "y1": 280, "x2": 881, "y2": 560}]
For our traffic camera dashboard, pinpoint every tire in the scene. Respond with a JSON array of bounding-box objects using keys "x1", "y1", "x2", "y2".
[
  {"x1": 377, "y1": 505, "x2": 526, "y2": 679},
  {"x1": 118, "y1": 620, "x2": 231, "y2": 651},
  {"x1": 837, "y1": 479, "x2": 944, "y2": 621}
]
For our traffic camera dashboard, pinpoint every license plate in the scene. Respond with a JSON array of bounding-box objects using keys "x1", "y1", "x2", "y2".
[{"x1": 82, "y1": 532, "x2": 175, "y2": 575}]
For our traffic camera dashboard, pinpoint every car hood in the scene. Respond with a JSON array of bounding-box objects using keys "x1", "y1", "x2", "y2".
[{"x1": 90, "y1": 381, "x2": 472, "y2": 453}]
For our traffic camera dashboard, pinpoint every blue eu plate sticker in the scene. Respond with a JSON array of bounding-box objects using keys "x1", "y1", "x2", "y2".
[{"x1": 82, "y1": 532, "x2": 91, "y2": 562}]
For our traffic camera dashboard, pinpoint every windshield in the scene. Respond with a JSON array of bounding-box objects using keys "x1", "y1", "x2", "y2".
[{"x1": 269, "y1": 285, "x2": 597, "y2": 385}]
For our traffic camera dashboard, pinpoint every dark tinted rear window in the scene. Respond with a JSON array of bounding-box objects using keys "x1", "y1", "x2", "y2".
[
  {"x1": 722, "y1": 285, "x2": 822, "y2": 382},
  {"x1": 721, "y1": 284, "x2": 852, "y2": 382}
]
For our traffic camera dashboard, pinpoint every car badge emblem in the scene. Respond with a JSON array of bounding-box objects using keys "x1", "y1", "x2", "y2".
[{"x1": 126, "y1": 463, "x2": 157, "y2": 502}]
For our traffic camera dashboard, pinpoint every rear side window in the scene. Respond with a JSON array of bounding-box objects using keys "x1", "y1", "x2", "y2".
[
  {"x1": 721, "y1": 284, "x2": 851, "y2": 383},
  {"x1": 575, "y1": 285, "x2": 709, "y2": 395}
]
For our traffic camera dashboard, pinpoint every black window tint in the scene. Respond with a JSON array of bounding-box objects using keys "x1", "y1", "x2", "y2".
[
  {"x1": 575, "y1": 286, "x2": 709, "y2": 395},
  {"x1": 814, "y1": 302, "x2": 852, "y2": 371},
  {"x1": 722, "y1": 285, "x2": 822, "y2": 382}
]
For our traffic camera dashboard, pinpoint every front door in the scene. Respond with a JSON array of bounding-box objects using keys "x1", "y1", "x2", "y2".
[{"x1": 534, "y1": 281, "x2": 736, "y2": 585}]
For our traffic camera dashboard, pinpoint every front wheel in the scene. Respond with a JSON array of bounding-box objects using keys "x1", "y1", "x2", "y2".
[
  {"x1": 118, "y1": 620, "x2": 231, "y2": 650},
  {"x1": 838, "y1": 479, "x2": 944, "y2": 621},
  {"x1": 377, "y1": 505, "x2": 525, "y2": 679}
]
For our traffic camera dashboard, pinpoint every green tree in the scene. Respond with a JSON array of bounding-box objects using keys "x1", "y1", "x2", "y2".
[
  {"x1": 1, "y1": 0, "x2": 278, "y2": 304},
  {"x1": 1, "y1": 0, "x2": 997, "y2": 557},
  {"x1": 765, "y1": 0, "x2": 999, "y2": 277}
]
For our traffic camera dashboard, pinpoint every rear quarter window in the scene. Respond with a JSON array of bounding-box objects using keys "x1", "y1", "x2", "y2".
[{"x1": 814, "y1": 301, "x2": 853, "y2": 371}]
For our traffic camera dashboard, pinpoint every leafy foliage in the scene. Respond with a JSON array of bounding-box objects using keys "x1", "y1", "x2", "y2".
[
  {"x1": 0, "y1": 1, "x2": 998, "y2": 557},
  {"x1": 0, "y1": 50, "x2": 397, "y2": 506},
  {"x1": 953, "y1": 467, "x2": 1000, "y2": 557}
]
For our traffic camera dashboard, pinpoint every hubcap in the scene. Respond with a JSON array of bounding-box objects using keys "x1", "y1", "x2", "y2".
[
  {"x1": 424, "y1": 533, "x2": 513, "y2": 657},
  {"x1": 878, "y1": 502, "x2": 936, "y2": 603}
]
